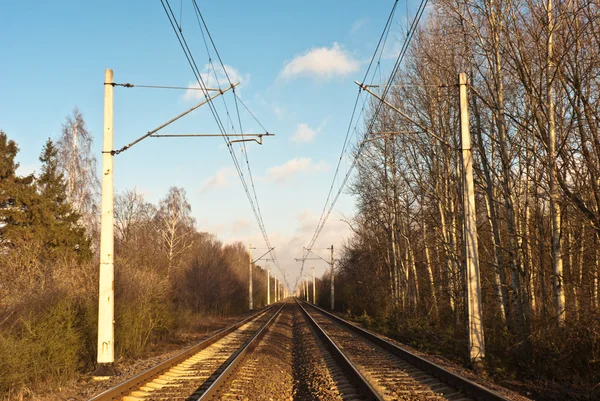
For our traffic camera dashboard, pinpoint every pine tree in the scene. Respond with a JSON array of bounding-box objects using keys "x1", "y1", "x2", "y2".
[
  {"x1": 36, "y1": 138, "x2": 91, "y2": 260},
  {"x1": 0, "y1": 133, "x2": 90, "y2": 260},
  {"x1": 0, "y1": 131, "x2": 36, "y2": 247}
]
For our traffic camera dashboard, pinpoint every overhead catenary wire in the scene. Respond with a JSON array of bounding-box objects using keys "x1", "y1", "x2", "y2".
[
  {"x1": 314, "y1": 0, "x2": 430, "y2": 242},
  {"x1": 293, "y1": 0, "x2": 401, "y2": 290},
  {"x1": 162, "y1": 0, "x2": 262, "y2": 236},
  {"x1": 298, "y1": 0, "x2": 430, "y2": 289},
  {"x1": 190, "y1": 0, "x2": 288, "y2": 286},
  {"x1": 161, "y1": 0, "x2": 288, "y2": 288}
]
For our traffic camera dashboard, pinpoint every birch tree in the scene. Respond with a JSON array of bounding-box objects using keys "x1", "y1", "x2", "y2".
[
  {"x1": 56, "y1": 107, "x2": 100, "y2": 238},
  {"x1": 157, "y1": 187, "x2": 195, "y2": 278}
]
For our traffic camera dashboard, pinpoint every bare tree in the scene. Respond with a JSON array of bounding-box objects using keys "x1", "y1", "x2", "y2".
[
  {"x1": 157, "y1": 187, "x2": 195, "y2": 278},
  {"x1": 114, "y1": 188, "x2": 155, "y2": 245},
  {"x1": 56, "y1": 107, "x2": 100, "y2": 238}
]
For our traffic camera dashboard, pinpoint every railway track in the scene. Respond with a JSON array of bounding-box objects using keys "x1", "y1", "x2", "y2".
[
  {"x1": 89, "y1": 300, "x2": 514, "y2": 401},
  {"x1": 200, "y1": 302, "x2": 370, "y2": 400},
  {"x1": 88, "y1": 304, "x2": 282, "y2": 401},
  {"x1": 299, "y1": 300, "x2": 512, "y2": 401}
]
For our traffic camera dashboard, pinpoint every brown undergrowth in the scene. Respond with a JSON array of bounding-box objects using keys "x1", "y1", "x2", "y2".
[{"x1": 347, "y1": 309, "x2": 599, "y2": 401}]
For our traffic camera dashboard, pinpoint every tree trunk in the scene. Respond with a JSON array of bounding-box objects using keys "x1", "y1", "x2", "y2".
[{"x1": 547, "y1": 0, "x2": 566, "y2": 324}]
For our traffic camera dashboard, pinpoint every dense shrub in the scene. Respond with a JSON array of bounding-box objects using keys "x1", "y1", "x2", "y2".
[
  {"x1": 0, "y1": 292, "x2": 84, "y2": 393},
  {"x1": 115, "y1": 262, "x2": 176, "y2": 358},
  {"x1": 0, "y1": 134, "x2": 264, "y2": 399}
]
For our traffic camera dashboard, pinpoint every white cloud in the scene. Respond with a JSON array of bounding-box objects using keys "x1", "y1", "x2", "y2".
[
  {"x1": 195, "y1": 217, "x2": 228, "y2": 236},
  {"x1": 279, "y1": 43, "x2": 360, "y2": 80},
  {"x1": 291, "y1": 123, "x2": 316, "y2": 143},
  {"x1": 291, "y1": 118, "x2": 329, "y2": 144},
  {"x1": 184, "y1": 64, "x2": 249, "y2": 101},
  {"x1": 351, "y1": 18, "x2": 369, "y2": 34},
  {"x1": 232, "y1": 218, "x2": 251, "y2": 235},
  {"x1": 273, "y1": 105, "x2": 286, "y2": 119},
  {"x1": 266, "y1": 157, "x2": 329, "y2": 183},
  {"x1": 225, "y1": 209, "x2": 353, "y2": 292},
  {"x1": 198, "y1": 167, "x2": 236, "y2": 193}
]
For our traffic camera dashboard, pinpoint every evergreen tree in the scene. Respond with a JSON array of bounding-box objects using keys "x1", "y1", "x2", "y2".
[
  {"x1": 36, "y1": 138, "x2": 91, "y2": 260},
  {"x1": 0, "y1": 131, "x2": 36, "y2": 247},
  {"x1": 0, "y1": 133, "x2": 90, "y2": 260}
]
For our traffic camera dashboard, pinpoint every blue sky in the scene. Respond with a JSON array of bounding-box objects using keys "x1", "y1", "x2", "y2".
[{"x1": 1, "y1": 0, "x2": 417, "y2": 289}]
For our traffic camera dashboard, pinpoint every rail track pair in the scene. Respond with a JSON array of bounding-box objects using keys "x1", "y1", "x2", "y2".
[{"x1": 89, "y1": 300, "x2": 511, "y2": 401}]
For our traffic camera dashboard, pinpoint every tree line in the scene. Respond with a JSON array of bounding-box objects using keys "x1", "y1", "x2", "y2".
[
  {"x1": 332, "y1": 0, "x2": 599, "y2": 395},
  {"x1": 0, "y1": 110, "x2": 270, "y2": 397}
]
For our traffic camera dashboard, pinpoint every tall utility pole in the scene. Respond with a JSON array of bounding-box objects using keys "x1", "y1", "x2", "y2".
[
  {"x1": 275, "y1": 277, "x2": 278, "y2": 303},
  {"x1": 267, "y1": 268, "x2": 270, "y2": 305},
  {"x1": 312, "y1": 266, "x2": 316, "y2": 304},
  {"x1": 92, "y1": 70, "x2": 271, "y2": 379},
  {"x1": 356, "y1": 77, "x2": 485, "y2": 367},
  {"x1": 330, "y1": 245, "x2": 335, "y2": 310},
  {"x1": 248, "y1": 244, "x2": 253, "y2": 310},
  {"x1": 94, "y1": 69, "x2": 115, "y2": 378},
  {"x1": 305, "y1": 279, "x2": 309, "y2": 301},
  {"x1": 307, "y1": 278, "x2": 309, "y2": 301},
  {"x1": 459, "y1": 72, "x2": 485, "y2": 365}
]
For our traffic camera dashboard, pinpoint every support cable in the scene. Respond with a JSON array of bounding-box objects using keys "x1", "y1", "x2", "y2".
[
  {"x1": 298, "y1": 0, "x2": 430, "y2": 289},
  {"x1": 162, "y1": 0, "x2": 287, "y2": 287}
]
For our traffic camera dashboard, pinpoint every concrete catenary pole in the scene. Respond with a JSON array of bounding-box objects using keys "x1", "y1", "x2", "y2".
[
  {"x1": 312, "y1": 266, "x2": 316, "y2": 304},
  {"x1": 459, "y1": 72, "x2": 485, "y2": 365},
  {"x1": 274, "y1": 277, "x2": 278, "y2": 303},
  {"x1": 267, "y1": 268, "x2": 270, "y2": 305},
  {"x1": 248, "y1": 244, "x2": 253, "y2": 310},
  {"x1": 305, "y1": 279, "x2": 308, "y2": 301},
  {"x1": 94, "y1": 69, "x2": 115, "y2": 377},
  {"x1": 330, "y1": 245, "x2": 335, "y2": 310}
]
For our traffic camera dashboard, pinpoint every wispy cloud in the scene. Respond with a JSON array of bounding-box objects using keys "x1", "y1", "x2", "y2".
[
  {"x1": 266, "y1": 157, "x2": 329, "y2": 183},
  {"x1": 291, "y1": 123, "x2": 316, "y2": 143},
  {"x1": 231, "y1": 218, "x2": 251, "y2": 235},
  {"x1": 225, "y1": 209, "x2": 353, "y2": 291},
  {"x1": 184, "y1": 64, "x2": 249, "y2": 101},
  {"x1": 290, "y1": 118, "x2": 329, "y2": 144},
  {"x1": 279, "y1": 43, "x2": 359, "y2": 80},
  {"x1": 351, "y1": 18, "x2": 369, "y2": 34},
  {"x1": 198, "y1": 167, "x2": 236, "y2": 193},
  {"x1": 273, "y1": 105, "x2": 286, "y2": 119}
]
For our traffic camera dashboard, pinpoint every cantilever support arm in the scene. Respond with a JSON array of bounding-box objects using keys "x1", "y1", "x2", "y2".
[
  {"x1": 299, "y1": 247, "x2": 330, "y2": 265},
  {"x1": 112, "y1": 82, "x2": 239, "y2": 155},
  {"x1": 355, "y1": 81, "x2": 451, "y2": 147},
  {"x1": 151, "y1": 132, "x2": 274, "y2": 146},
  {"x1": 229, "y1": 133, "x2": 274, "y2": 146},
  {"x1": 252, "y1": 247, "x2": 275, "y2": 264}
]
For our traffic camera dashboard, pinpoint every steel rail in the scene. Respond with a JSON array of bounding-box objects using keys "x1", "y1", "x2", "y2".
[
  {"x1": 301, "y1": 301, "x2": 511, "y2": 401},
  {"x1": 198, "y1": 303, "x2": 286, "y2": 400},
  {"x1": 296, "y1": 300, "x2": 383, "y2": 401},
  {"x1": 87, "y1": 305, "x2": 276, "y2": 401}
]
